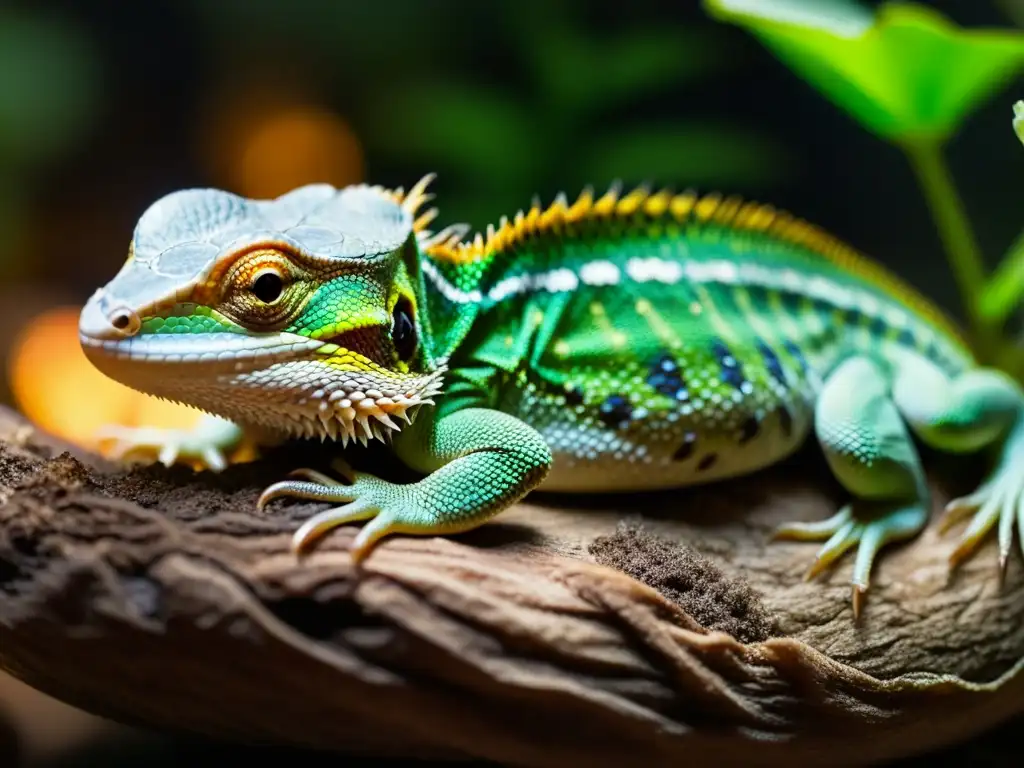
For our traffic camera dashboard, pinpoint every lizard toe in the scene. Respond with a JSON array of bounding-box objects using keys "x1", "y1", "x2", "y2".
[
  {"x1": 774, "y1": 500, "x2": 928, "y2": 617},
  {"x1": 944, "y1": 471, "x2": 1024, "y2": 577}
]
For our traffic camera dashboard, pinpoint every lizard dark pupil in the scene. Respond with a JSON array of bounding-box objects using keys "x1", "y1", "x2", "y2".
[
  {"x1": 251, "y1": 272, "x2": 283, "y2": 303},
  {"x1": 392, "y1": 299, "x2": 417, "y2": 361}
]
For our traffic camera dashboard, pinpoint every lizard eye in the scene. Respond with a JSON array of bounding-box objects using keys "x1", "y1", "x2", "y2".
[
  {"x1": 392, "y1": 297, "x2": 417, "y2": 362},
  {"x1": 250, "y1": 269, "x2": 284, "y2": 304}
]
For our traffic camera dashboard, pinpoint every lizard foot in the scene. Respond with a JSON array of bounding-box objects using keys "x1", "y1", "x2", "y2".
[
  {"x1": 258, "y1": 458, "x2": 450, "y2": 563},
  {"x1": 772, "y1": 500, "x2": 928, "y2": 617},
  {"x1": 95, "y1": 414, "x2": 244, "y2": 472},
  {"x1": 940, "y1": 468, "x2": 1024, "y2": 578}
]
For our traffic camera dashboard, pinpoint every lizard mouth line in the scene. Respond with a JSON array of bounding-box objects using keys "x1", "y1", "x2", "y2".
[{"x1": 78, "y1": 330, "x2": 325, "y2": 367}]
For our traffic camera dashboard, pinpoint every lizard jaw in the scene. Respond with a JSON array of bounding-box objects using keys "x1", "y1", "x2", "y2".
[{"x1": 79, "y1": 330, "x2": 446, "y2": 445}]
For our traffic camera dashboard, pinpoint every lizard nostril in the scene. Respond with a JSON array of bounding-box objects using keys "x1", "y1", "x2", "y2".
[{"x1": 108, "y1": 308, "x2": 141, "y2": 336}]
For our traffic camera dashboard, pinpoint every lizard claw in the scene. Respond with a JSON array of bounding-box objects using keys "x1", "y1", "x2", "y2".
[{"x1": 773, "y1": 501, "x2": 928, "y2": 617}]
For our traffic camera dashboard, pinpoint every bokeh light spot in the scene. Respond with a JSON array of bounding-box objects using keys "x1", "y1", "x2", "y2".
[
  {"x1": 8, "y1": 306, "x2": 201, "y2": 449},
  {"x1": 236, "y1": 106, "x2": 363, "y2": 198}
]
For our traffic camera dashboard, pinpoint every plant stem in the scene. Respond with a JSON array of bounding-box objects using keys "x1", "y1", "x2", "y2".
[
  {"x1": 980, "y1": 226, "x2": 1024, "y2": 326},
  {"x1": 900, "y1": 138, "x2": 995, "y2": 356}
]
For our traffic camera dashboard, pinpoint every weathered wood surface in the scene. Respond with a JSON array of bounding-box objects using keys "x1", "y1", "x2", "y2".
[{"x1": 0, "y1": 405, "x2": 1021, "y2": 767}]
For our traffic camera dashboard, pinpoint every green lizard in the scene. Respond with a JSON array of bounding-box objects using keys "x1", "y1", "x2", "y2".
[{"x1": 78, "y1": 175, "x2": 1024, "y2": 615}]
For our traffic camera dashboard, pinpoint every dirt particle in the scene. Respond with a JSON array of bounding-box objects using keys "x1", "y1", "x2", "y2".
[
  {"x1": 0, "y1": 449, "x2": 38, "y2": 490},
  {"x1": 40, "y1": 452, "x2": 93, "y2": 487},
  {"x1": 589, "y1": 522, "x2": 778, "y2": 643}
]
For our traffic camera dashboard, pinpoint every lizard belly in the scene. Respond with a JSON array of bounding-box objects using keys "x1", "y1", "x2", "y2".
[{"x1": 510, "y1": 389, "x2": 816, "y2": 494}]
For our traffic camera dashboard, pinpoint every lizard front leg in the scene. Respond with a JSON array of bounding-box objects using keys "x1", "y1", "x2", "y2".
[
  {"x1": 96, "y1": 412, "x2": 248, "y2": 472},
  {"x1": 258, "y1": 404, "x2": 553, "y2": 562}
]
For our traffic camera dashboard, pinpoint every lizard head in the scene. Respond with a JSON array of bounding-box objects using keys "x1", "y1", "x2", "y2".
[{"x1": 78, "y1": 175, "x2": 468, "y2": 445}]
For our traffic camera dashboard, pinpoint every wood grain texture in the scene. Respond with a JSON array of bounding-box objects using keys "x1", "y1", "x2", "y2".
[{"x1": 0, "y1": 405, "x2": 1021, "y2": 767}]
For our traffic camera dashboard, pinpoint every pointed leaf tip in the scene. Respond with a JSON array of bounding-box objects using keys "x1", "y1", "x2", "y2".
[{"x1": 704, "y1": 0, "x2": 873, "y2": 38}]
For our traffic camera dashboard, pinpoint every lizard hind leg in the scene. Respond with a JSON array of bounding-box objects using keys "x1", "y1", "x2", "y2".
[
  {"x1": 773, "y1": 356, "x2": 930, "y2": 616},
  {"x1": 892, "y1": 355, "x2": 1024, "y2": 574}
]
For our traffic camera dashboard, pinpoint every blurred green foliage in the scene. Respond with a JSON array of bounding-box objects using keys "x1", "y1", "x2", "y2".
[
  {"x1": 367, "y1": 1, "x2": 792, "y2": 229},
  {"x1": 705, "y1": 0, "x2": 1024, "y2": 380},
  {"x1": 192, "y1": 0, "x2": 792, "y2": 230},
  {"x1": 0, "y1": 7, "x2": 100, "y2": 280}
]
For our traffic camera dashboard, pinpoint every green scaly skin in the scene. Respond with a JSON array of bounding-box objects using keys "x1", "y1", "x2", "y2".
[{"x1": 78, "y1": 176, "x2": 1024, "y2": 616}]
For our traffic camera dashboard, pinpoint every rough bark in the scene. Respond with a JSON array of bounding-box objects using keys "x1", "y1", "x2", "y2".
[{"x1": 0, "y1": 405, "x2": 1021, "y2": 767}]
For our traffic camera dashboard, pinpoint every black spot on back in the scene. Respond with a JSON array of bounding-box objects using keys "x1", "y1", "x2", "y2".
[
  {"x1": 598, "y1": 394, "x2": 633, "y2": 428},
  {"x1": 779, "y1": 290, "x2": 803, "y2": 313},
  {"x1": 755, "y1": 338, "x2": 787, "y2": 385},
  {"x1": 738, "y1": 415, "x2": 759, "y2": 444},
  {"x1": 811, "y1": 297, "x2": 834, "y2": 317},
  {"x1": 897, "y1": 327, "x2": 916, "y2": 347},
  {"x1": 647, "y1": 353, "x2": 689, "y2": 401},
  {"x1": 924, "y1": 338, "x2": 944, "y2": 366},
  {"x1": 868, "y1": 316, "x2": 888, "y2": 336},
  {"x1": 563, "y1": 384, "x2": 584, "y2": 406},
  {"x1": 817, "y1": 322, "x2": 840, "y2": 346},
  {"x1": 673, "y1": 431, "x2": 697, "y2": 461},
  {"x1": 782, "y1": 340, "x2": 810, "y2": 375},
  {"x1": 710, "y1": 339, "x2": 747, "y2": 390},
  {"x1": 697, "y1": 453, "x2": 718, "y2": 472}
]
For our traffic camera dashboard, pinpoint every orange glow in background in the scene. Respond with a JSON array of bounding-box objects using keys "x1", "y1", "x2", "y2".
[
  {"x1": 7, "y1": 306, "x2": 203, "y2": 449},
  {"x1": 6, "y1": 94, "x2": 365, "y2": 455},
  {"x1": 199, "y1": 82, "x2": 364, "y2": 200},
  {"x1": 233, "y1": 106, "x2": 364, "y2": 199}
]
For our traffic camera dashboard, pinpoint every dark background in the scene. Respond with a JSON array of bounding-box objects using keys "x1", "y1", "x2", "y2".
[
  {"x1": 1, "y1": 0, "x2": 1022, "y2": 337},
  {"x1": 0, "y1": 0, "x2": 1021, "y2": 765}
]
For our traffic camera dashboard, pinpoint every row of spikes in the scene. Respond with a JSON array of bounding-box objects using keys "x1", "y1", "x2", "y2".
[
  {"x1": 299, "y1": 365, "x2": 448, "y2": 446},
  {"x1": 253, "y1": 391, "x2": 438, "y2": 447},
  {"x1": 387, "y1": 173, "x2": 970, "y2": 352},
  {"x1": 385, "y1": 173, "x2": 471, "y2": 253}
]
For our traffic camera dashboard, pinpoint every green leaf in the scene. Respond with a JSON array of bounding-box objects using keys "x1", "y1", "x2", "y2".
[
  {"x1": 704, "y1": 0, "x2": 1024, "y2": 142},
  {"x1": 980, "y1": 228, "x2": 1024, "y2": 324},
  {"x1": 361, "y1": 82, "x2": 542, "y2": 186},
  {"x1": 576, "y1": 123, "x2": 792, "y2": 190}
]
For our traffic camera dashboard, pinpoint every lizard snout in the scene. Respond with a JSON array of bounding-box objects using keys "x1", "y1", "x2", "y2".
[{"x1": 79, "y1": 292, "x2": 141, "y2": 343}]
